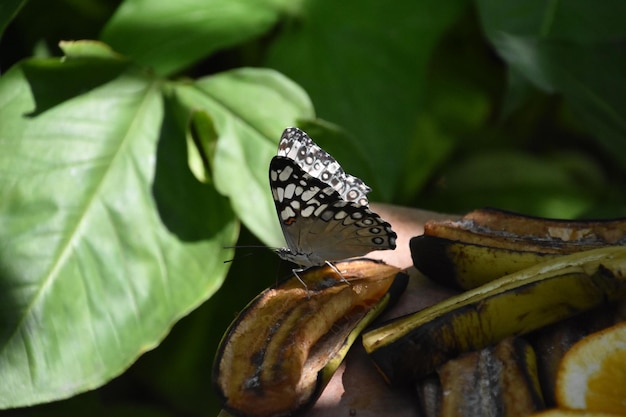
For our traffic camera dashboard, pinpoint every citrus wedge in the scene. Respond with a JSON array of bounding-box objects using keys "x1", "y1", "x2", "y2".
[{"x1": 556, "y1": 320, "x2": 626, "y2": 415}]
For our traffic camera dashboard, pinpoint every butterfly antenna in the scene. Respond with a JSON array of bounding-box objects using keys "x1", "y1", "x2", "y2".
[
  {"x1": 223, "y1": 252, "x2": 255, "y2": 264},
  {"x1": 222, "y1": 244, "x2": 277, "y2": 264}
]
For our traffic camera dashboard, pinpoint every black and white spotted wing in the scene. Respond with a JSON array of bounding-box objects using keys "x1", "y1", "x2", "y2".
[
  {"x1": 278, "y1": 127, "x2": 371, "y2": 206},
  {"x1": 270, "y1": 156, "x2": 396, "y2": 267}
]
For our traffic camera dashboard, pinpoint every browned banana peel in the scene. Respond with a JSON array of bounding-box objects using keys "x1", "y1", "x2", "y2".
[
  {"x1": 213, "y1": 259, "x2": 408, "y2": 417},
  {"x1": 412, "y1": 207, "x2": 626, "y2": 289},
  {"x1": 437, "y1": 337, "x2": 544, "y2": 417},
  {"x1": 363, "y1": 247, "x2": 626, "y2": 385},
  {"x1": 415, "y1": 375, "x2": 442, "y2": 417}
]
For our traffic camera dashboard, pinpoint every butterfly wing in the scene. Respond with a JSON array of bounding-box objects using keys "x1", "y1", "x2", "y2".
[
  {"x1": 270, "y1": 156, "x2": 396, "y2": 267},
  {"x1": 277, "y1": 127, "x2": 371, "y2": 206}
]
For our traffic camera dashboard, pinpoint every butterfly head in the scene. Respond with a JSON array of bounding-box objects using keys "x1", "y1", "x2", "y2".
[{"x1": 275, "y1": 248, "x2": 318, "y2": 267}]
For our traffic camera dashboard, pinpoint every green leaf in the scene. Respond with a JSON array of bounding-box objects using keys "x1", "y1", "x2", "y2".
[
  {"x1": 173, "y1": 68, "x2": 315, "y2": 249},
  {"x1": 58, "y1": 39, "x2": 124, "y2": 59},
  {"x1": 100, "y1": 0, "x2": 289, "y2": 76},
  {"x1": 476, "y1": 0, "x2": 626, "y2": 166},
  {"x1": 402, "y1": 75, "x2": 490, "y2": 201},
  {"x1": 17, "y1": 49, "x2": 130, "y2": 116},
  {"x1": 477, "y1": 0, "x2": 626, "y2": 42},
  {"x1": 0, "y1": 54, "x2": 237, "y2": 407},
  {"x1": 0, "y1": 0, "x2": 26, "y2": 39},
  {"x1": 423, "y1": 149, "x2": 606, "y2": 218},
  {"x1": 266, "y1": 0, "x2": 467, "y2": 200}
]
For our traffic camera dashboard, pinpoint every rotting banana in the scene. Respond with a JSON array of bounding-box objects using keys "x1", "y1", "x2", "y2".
[
  {"x1": 411, "y1": 208, "x2": 626, "y2": 289},
  {"x1": 362, "y1": 246, "x2": 626, "y2": 385},
  {"x1": 213, "y1": 259, "x2": 407, "y2": 417},
  {"x1": 415, "y1": 375, "x2": 442, "y2": 417},
  {"x1": 436, "y1": 337, "x2": 544, "y2": 417}
]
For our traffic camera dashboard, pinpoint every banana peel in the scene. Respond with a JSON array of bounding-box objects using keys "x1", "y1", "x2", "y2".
[
  {"x1": 415, "y1": 375, "x2": 442, "y2": 417},
  {"x1": 437, "y1": 337, "x2": 544, "y2": 417},
  {"x1": 415, "y1": 337, "x2": 545, "y2": 417},
  {"x1": 213, "y1": 259, "x2": 408, "y2": 417},
  {"x1": 411, "y1": 208, "x2": 626, "y2": 289},
  {"x1": 362, "y1": 246, "x2": 626, "y2": 385}
]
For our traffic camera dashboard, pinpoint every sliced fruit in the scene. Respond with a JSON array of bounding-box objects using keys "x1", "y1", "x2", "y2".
[
  {"x1": 363, "y1": 247, "x2": 626, "y2": 384},
  {"x1": 530, "y1": 306, "x2": 618, "y2": 405},
  {"x1": 411, "y1": 208, "x2": 626, "y2": 289},
  {"x1": 411, "y1": 234, "x2": 559, "y2": 289},
  {"x1": 437, "y1": 337, "x2": 544, "y2": 417},
  {"x1": 415, "y1": 375, "x2": 442, "y2": 417},
  {"x1": 437, "y1": 208, "x2": 626, "y2": 248},
  {"x1": 213, "y1": 259, "x2": 407, "y2": 417},
  {"x1": 556, "y1": 320, "x2": 626, "y2": 415}
]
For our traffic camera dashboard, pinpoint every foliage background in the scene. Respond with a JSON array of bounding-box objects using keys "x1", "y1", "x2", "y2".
[{"x1": 1, "y1": 0, "x2": 625, "y2": 415}]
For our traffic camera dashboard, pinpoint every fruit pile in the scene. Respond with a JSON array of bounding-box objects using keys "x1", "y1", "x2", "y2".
[
  {"x1": 363, "y1": 208, "x2": 626, "y2": 417},
  {"x1": 213, "y1": 208, "x2": 626, "y2": 417}
]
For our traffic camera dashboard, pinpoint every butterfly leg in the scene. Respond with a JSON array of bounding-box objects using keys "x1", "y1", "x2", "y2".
[
  {"x1": 291, "y1": 267, "x2": 311, "y2": 295},
  {"x1": 325, "y1": 261, "x2": 350, "y2": 285}
]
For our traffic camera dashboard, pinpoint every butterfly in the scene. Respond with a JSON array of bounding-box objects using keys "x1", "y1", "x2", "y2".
[{"x1": 269, "y1": 127, "x2": 397, "y2": 273}]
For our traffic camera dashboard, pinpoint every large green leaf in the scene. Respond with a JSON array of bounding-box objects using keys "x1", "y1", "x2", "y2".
[
  {"x1": 173, "y1": 68, "x2": 315, "y2": 249},
  {"x1": 100, "y1": 0, "x2": 290, "y2": 76},
  {"x1": 0, "y1": 49, "x2": 237, "y2": 407},
  {"x1": 265, "y1": 0, "x2": 467, "y2": 200},
  {"x1": 476, "y1": 0, "x2": 626, "y2": 166}
]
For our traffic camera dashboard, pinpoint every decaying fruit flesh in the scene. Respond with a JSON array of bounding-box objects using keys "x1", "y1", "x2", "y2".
[
  {"x1": 363, "y1": 246, "x2": 626, "y2": 384},
  {"x1": 213, "y1": 259, "x2": 407, "y2": 417}
]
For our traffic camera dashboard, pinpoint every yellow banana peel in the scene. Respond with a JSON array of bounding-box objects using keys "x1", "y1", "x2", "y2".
[
  {"x1": 362, "y1": 246, "x2": 626, "y2": 384},
  {"x1": 213, "y1": 259, "x2": 407, "y2": 417},
  {"x1": 412, "y1": 208, "x2": 626, "y2": 289}
]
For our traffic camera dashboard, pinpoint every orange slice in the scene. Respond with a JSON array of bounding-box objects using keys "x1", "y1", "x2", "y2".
[{"x1": 556, "y1": 320, "x2": 626, "y2": 415}]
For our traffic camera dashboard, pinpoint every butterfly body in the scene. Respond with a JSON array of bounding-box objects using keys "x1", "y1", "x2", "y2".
[{"x1": 269, "y1": 128, "x2": 396, "y2": 270}]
